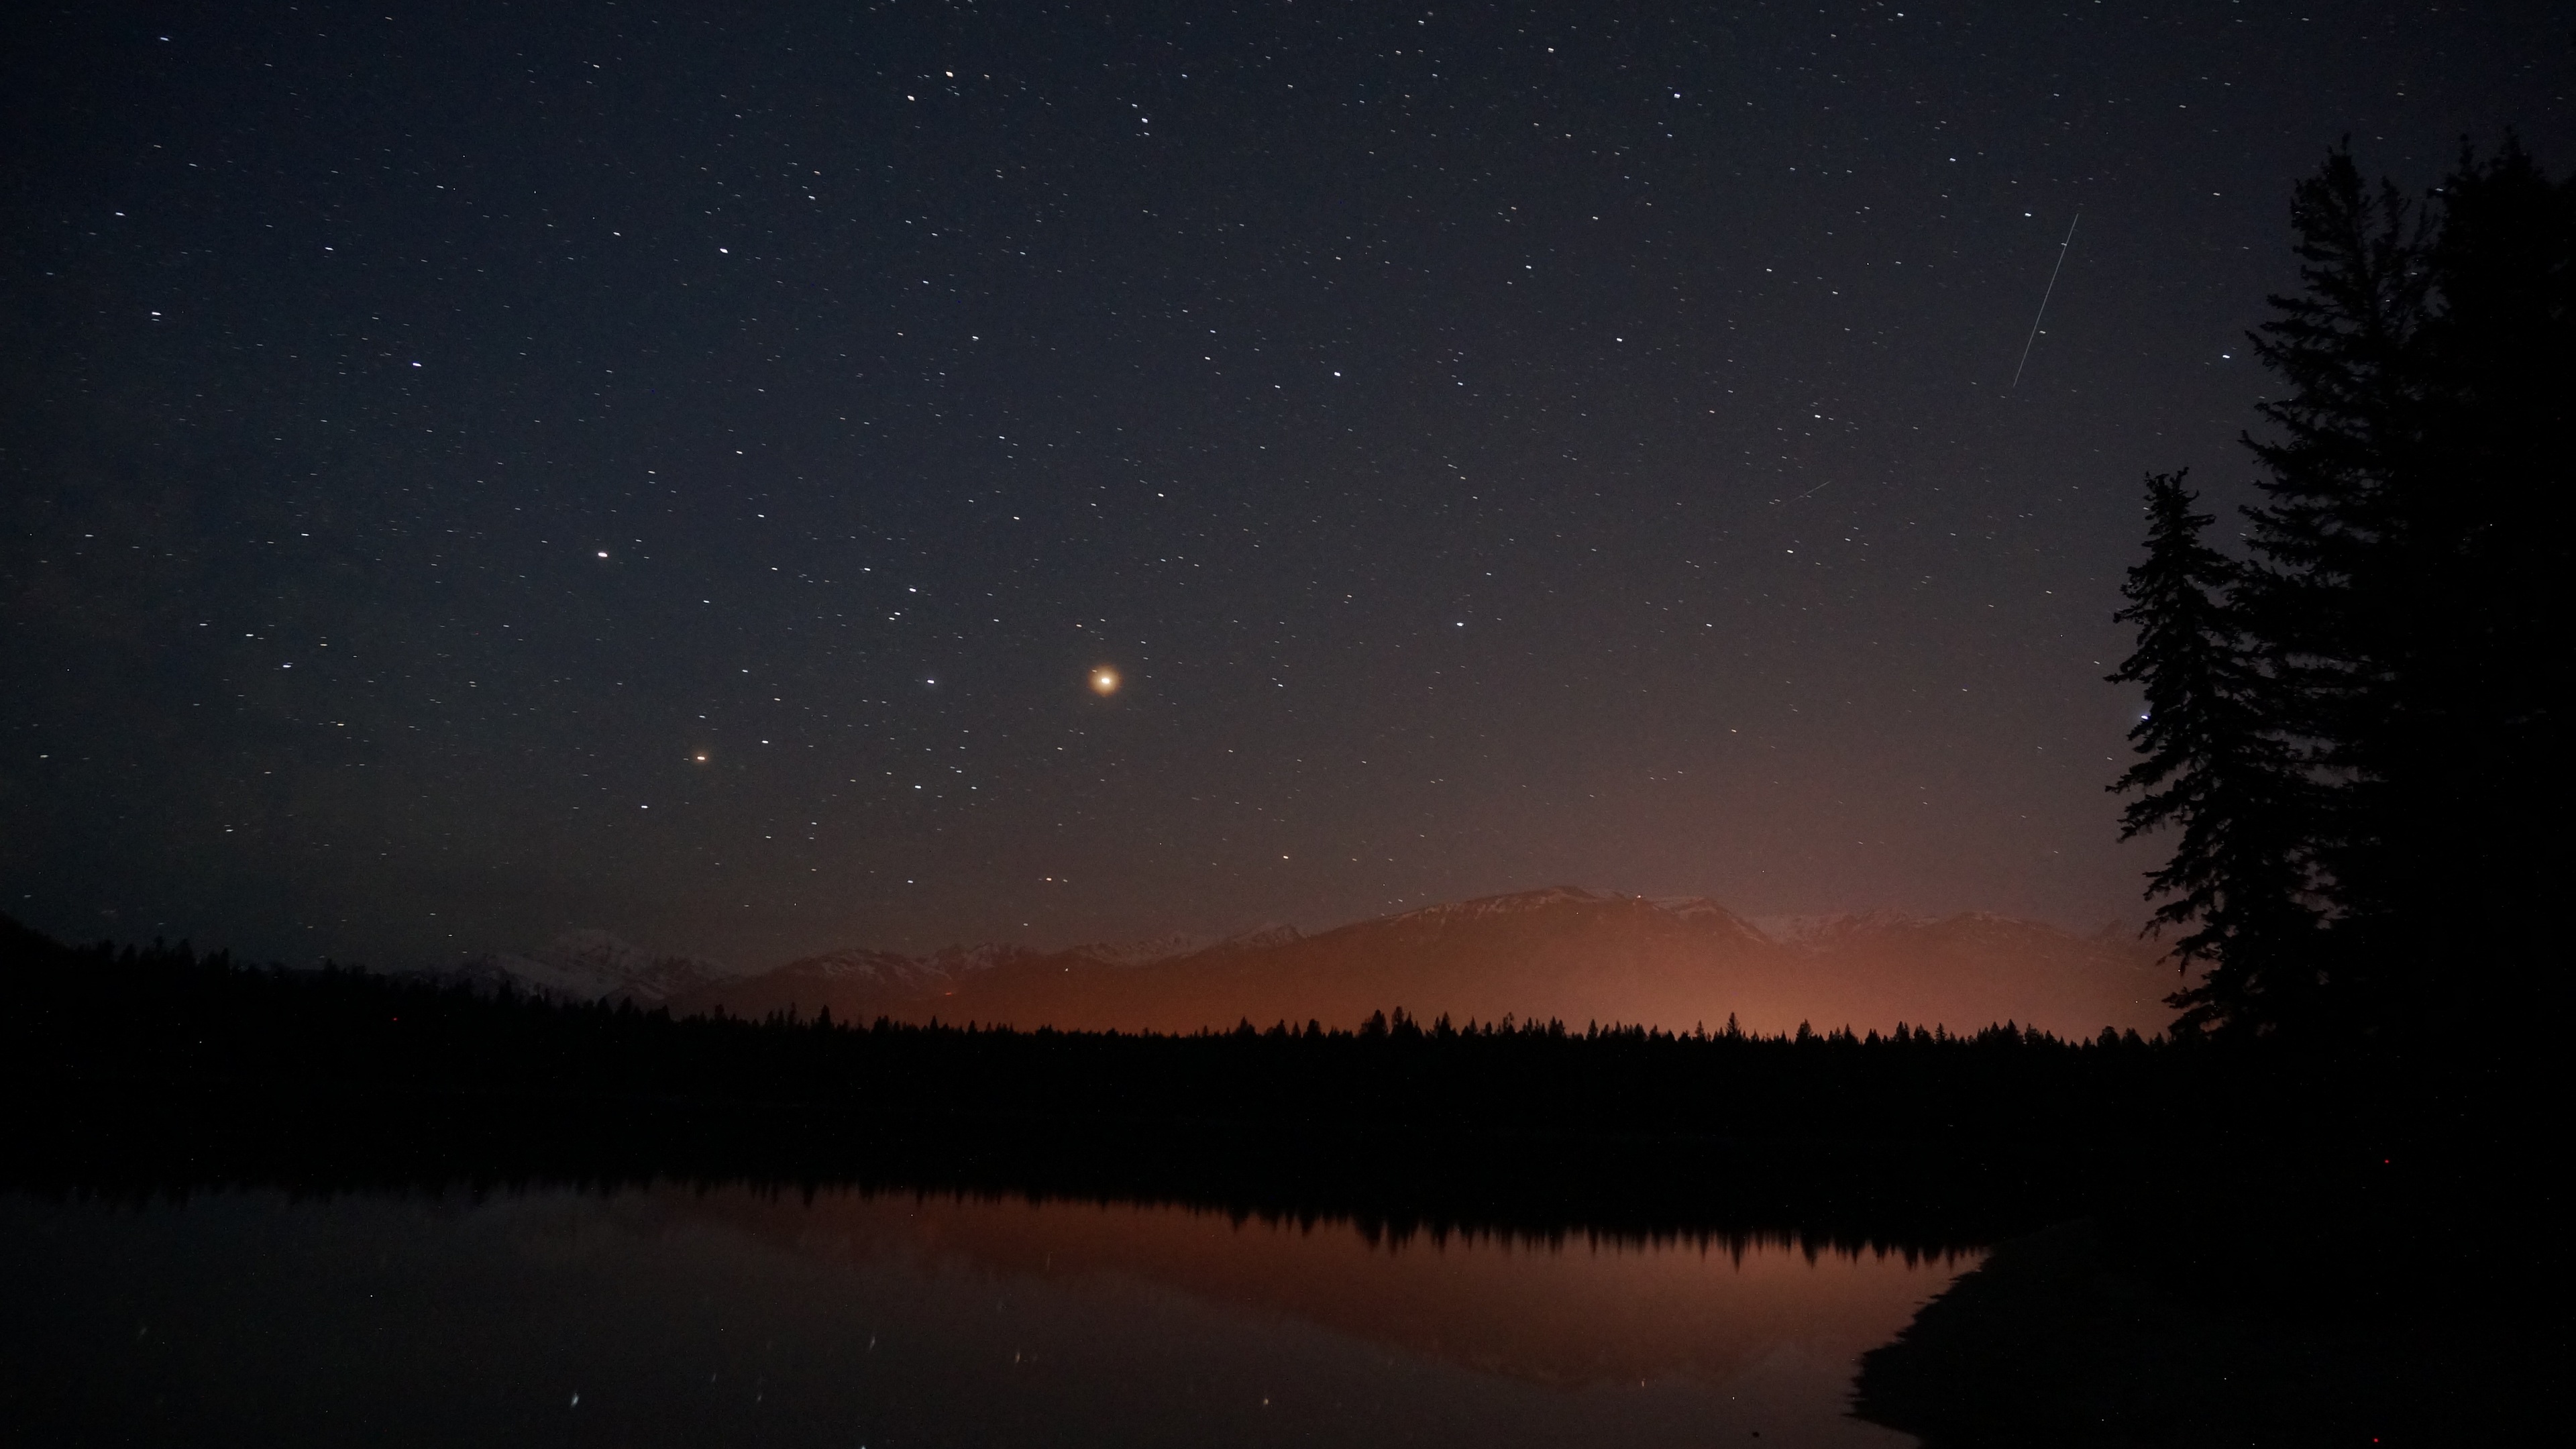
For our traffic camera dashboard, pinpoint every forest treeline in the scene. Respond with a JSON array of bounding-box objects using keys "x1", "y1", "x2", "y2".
[
  {"x1": 13, "y1": 913, "x2": 2398, "y2": 1248},
  {"x1": 2112, "y1": 140, "x2": 2573, "y2": 1041},
  {"x1": 2, "y1": 915, "x2": 2187, "y2": 1138}
]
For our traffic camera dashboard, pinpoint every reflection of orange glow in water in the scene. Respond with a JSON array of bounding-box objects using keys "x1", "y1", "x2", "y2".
[{"x1": 695, "y1": 1187, "x2": 1974, "y2": 1390}]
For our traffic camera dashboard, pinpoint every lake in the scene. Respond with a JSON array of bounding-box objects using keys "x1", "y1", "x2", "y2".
[{"x1": 1, "y1": 1185, "x2": 1972, "y2": 1446}]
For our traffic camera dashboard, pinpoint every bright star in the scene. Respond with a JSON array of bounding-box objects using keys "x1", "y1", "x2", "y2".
[{"x1": 1090, "y1": 667, "x2": 1120, "y2": 696}]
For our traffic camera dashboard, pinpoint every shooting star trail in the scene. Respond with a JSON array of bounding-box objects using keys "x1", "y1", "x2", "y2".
[{"x1": 2009, "y1": 211, "x2": 2080, "y2": 390}]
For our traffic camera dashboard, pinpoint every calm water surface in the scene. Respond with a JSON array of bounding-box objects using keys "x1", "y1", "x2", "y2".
[{"x1": 0, "y1": 1187, "x2": 1971, "y2": 1446}]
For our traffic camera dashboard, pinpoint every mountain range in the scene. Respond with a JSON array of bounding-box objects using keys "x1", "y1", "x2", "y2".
[{"x1": 453, "y1": 888, "x2": 2180, "y2": 1039}]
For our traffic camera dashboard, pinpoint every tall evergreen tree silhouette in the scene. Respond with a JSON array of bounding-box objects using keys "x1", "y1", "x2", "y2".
[
  {"x1": 2243, "y1": 142, "x2": 2575, "y2": 1027},
  {"x1": 2109, "y1": 472, "x2": 2320, "y2": 1034},
  {"x1": 2374, "y1": 141, "x2": 2575, "y2": 1026},
  {"x1": 2229, "y1": 148, "x2": 2433, "y2": 1028},
  {"x1": 2116, "y1": 141, "x2": 2574, "y2": 1038}
]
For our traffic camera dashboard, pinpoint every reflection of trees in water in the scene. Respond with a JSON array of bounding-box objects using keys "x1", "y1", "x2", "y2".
[
  {"x1": 1, "y1": 1187, "x2": 1930, "y2": 1449},
  {"x1": 678, "y1": 1185, "x2": 1979, "y2": 1389}
]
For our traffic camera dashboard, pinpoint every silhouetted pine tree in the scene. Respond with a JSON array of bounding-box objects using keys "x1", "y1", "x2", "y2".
[
  {"x1": 2110, "y1": 471, "x2": 2322, "y2": 1033},
  {"x1": 2118, "y1": 141, "x2": 2574, "y2": 1038},
  {"x1": 2359, "y1": 140, "x2": 2575, "y2": 1026},
  {"x1": 2230, "y1": 148, "x2": 2433, "y2": 1027}
]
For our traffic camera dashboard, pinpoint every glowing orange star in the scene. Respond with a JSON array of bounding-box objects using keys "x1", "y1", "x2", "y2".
[{"x1": 1089, "y1": 666, "x2": 1120, "y2": 696}]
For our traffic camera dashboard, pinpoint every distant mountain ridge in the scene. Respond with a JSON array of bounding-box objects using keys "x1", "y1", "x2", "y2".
[
  {"x1": 447, "y1": 930, "x2": 747, "y2": 1007},
  {"x1": 457, "y1": 890, "x2": 2176, "y2": 1038}
]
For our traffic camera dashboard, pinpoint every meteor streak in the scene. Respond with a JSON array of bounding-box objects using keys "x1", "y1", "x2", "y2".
[{"x1": 2009, "y1": 211, "x2": 2080, "y2": 390}]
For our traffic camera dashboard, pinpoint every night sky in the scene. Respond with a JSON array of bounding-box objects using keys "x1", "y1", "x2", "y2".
[{"x1": 6, "y1": 2, "x2": 2568, "y2": 969}]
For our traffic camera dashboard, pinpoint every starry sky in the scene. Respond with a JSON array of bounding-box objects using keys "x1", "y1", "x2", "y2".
[{"x1": 5, "y1": 2, "x2": 2569, "y2": 968}]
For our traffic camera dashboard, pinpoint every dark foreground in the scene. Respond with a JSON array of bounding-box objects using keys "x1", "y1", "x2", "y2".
[{"x1": 3, "y1": 920, "x2": 2564, "y2": 1443}]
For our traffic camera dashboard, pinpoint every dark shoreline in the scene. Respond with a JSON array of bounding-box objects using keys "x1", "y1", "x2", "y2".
[{"x1": 1852, "y1": 1217, "x2": 2568, "y2": 1446}]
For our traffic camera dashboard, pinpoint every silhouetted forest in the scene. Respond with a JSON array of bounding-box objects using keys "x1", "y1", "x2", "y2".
[
  {"x1": 0, "y1": 912, "x2": 2342, "y2": 1253},
  {"x1": 0, "y1": 917, "x2": 2177, "y2": 1127}
]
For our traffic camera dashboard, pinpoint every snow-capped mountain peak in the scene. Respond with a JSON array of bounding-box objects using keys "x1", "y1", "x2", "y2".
[
  {"x1": 1206, "y1": 922, "x2": 1303, "y2": 953},
  {"x1": 1392, "y1": 887, "x2": 1601, "y2": 924},
  {"x1": 1070, "y1": 932, "x2": 1216, "y2": 967},
  {"x1": 450, "y1": 930, "x2": 745, "y2": 1004}
]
